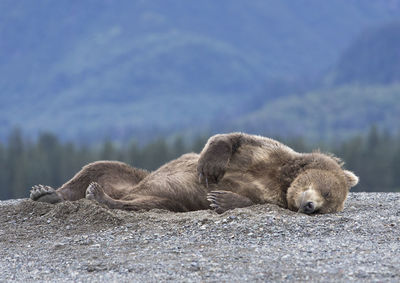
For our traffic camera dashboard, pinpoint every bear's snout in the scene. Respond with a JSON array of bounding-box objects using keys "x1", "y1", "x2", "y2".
[
  {"x1": 300, "y1": 201, "x2": 315, "y2": 214},
  {"x1": 295, "y1": 188, "x2": 323, "y2": 214}
]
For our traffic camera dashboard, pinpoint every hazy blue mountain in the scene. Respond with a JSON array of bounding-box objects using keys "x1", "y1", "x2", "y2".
[
  {"x1": 228, "y1": 21, "x2": 400, "y2": 141},
  {"x1": 231, "y1": 84, "x2": 400, "y2": 141},
  {"x1": 0, "y1": 0, "x2": 399, "y2": 142},
  {"x1": 332, "y1": 22, "x2": 400, "y2": 85}
]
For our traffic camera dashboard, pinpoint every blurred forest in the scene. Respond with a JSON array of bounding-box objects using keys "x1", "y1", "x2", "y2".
[{"x1": 1, "y1": 127, "x2": 399, "y2": 200}]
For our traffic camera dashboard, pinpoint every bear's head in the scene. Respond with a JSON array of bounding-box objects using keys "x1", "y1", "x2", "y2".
[{"x1": 286, "y1": 154, "x2": 359, "y2": 214}]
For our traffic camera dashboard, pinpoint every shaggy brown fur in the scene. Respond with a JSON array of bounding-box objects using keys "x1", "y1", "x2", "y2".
[{"x1": 30, "y1": 133, "x2": 359, "y2": 214}]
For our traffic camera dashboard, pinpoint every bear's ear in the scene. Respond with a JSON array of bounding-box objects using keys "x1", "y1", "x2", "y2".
[{"x1": 344, "y1": 170, "x2": 359, "y2": 188}]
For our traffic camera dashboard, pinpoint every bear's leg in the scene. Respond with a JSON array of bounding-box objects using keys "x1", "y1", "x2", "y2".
[
  {"x1": 30, "y1": 161, "x2": 150, "y2": 204},
  {"x1": 85, "y1": 182, "x2": 189, "y2": 212},
  {"x1": 207, "y1": 190, "x2": 254, "y2": 214}
]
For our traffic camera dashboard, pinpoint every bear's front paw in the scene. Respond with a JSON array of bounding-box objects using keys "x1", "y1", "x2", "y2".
[
  {"x1": 197, "y1": 141, "x2": 232, "y2": 186},
  {"x1": 197, "y1": 163, "x2": 226, "y2": 188},
  {"x1": 207, "y1": 191, "x2": 230, "y2": 214},
  {"x1": 207, "y1": 190, "x2": 254, "y2": 214}
]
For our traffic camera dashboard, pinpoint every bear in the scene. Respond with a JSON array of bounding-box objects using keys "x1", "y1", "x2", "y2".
[{"x1": 30, "y1": 132, "x2": 359, "y2": 214}]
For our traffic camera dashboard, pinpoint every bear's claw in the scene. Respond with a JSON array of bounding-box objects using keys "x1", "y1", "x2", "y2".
[{"x1": 198, "y1": 173, "x2": 209, "y2": 188}]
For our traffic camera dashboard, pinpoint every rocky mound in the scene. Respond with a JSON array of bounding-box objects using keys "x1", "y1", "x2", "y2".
[{"x1": 0, "y1": 193, "x2": 399, "y2": 282}]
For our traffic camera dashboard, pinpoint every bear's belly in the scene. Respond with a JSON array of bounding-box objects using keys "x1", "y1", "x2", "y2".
[{"x1": 132, "y1": 153, "x2": 211, "y2": 211}]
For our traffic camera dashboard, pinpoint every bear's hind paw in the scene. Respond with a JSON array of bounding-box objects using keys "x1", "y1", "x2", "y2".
[
  {"x1": 85, "y1": 182, "x2": 105, "y2": 203},
  {"x1": 30, "y1": 185, "x2": 62, "y2": 204}
]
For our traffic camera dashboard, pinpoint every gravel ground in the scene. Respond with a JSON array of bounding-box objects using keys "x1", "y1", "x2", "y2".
[{"x1": 0, "y1": 192, "x2": 399, "y2": 282}]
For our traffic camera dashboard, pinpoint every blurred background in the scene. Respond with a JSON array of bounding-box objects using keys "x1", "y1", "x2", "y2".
[{"x1": 1, "y1": 0, "x2": 400, "y2": 199}]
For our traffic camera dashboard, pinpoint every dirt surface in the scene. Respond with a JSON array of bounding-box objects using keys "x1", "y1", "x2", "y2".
[{"x1": 0, "y1": 193, "x2": 399, "y2": 282}]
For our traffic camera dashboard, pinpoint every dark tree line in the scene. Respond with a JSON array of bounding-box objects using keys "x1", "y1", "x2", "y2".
[
  {"x1": 0, "y1": 127, "x2": 399, "y2": 200},
  {"x1": 0, "y1": 129, "x2": 208, "y2": 200}
]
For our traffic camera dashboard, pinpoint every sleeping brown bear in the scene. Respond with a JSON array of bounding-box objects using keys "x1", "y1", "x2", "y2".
[{"x1": 30, "y1": 133, "x2": 359, "y2": 214}]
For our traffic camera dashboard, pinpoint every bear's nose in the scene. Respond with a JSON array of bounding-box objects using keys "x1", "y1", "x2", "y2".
[{"x1": 302, "y1": 201, "x2": 315, "y2": 214}]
